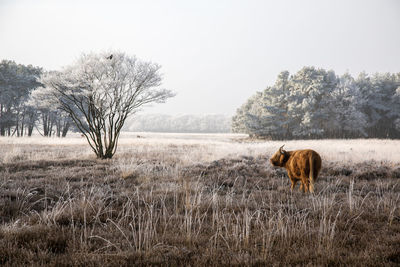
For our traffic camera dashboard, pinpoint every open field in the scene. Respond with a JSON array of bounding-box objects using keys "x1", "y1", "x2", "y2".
[{"x1": 0, "y1": 133, "x2": 399, "y2": 266}]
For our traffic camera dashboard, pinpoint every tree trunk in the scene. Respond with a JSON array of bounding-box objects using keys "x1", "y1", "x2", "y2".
[
  {"x1": 20, "y1": 113, "x2": 25, "y2": 137},
  {"x1": 28, "y1": 125, "x2": 34, "y2": 136},
  {"x1": 0, "y1": 104, "x2": 4, "y2": 136},
  {"x1": 61, "y1": 121, "x2": 70, "y2": 137},
  {"x1": 27, "y1": 112, "x2": 35, "y2": 137},
  {"x1": 56, "y1": 121, "x2": 61, "y2": 137},
  {"x1": 15, "y1": 110, "x2": 22, "y2": 137},
  {"x1": 43, "y1": 114, "x2": 49, "y2": 136},
  {"x1": 49, "y1": 119, "x2": 54, "y2": 137}
]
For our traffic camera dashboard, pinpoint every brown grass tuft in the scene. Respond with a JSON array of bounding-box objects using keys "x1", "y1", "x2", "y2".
[{"x1": 0, "y1": 136, "x2": 399, "y2": 266}]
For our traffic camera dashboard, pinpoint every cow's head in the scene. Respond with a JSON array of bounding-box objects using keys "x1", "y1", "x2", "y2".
[{"x1": 270, "y1": 145, "x2": 289, "y2": 167}]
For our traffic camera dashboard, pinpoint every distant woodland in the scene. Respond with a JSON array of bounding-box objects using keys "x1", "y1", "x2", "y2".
[
  {"x1": 0, "y1": 60, "x2": 83, "y2": 137},
  {"x1": 1, "y1": 60, "x2": 400, "y2": 138},
  {"x1": 0, "y1": 59, "x2": 229, "y2": 136},
  {"x1": 125, "y1": 114, "x2": 231, "y2": 133},
  {"x1": 233, "y1": 67, "x2": 400, "y2": 139}
]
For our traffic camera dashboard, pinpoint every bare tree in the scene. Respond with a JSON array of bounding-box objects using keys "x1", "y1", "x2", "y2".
[{"x1": 41, "y1": 51, "x2": 174, "y2": 159}]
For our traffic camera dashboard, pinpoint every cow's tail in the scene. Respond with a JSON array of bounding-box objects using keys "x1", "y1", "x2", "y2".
[{"x1": 309, "y1": 154, "x2": 315, "y2": 193}]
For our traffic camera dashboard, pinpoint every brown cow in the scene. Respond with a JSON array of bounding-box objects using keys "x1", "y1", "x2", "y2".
[{"x1": 270, "y1": 145, "x2": 322, "y2": 193}]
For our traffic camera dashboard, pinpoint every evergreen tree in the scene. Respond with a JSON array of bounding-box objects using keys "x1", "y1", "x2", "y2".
[
  {"x1": 0, "y1": 60, "x2": 42, "y2": 136},
  {"x1": 288, "y1": 67, "x2": 337, "y2": 138},
  {"x1": 232, "y1": 93, "x2": 260, "y2": 134},
  {"x1": 333, "y1": 73, "x2": 367, "y2": 137},
  {"x1": 233, "y1": 67, "x2": 400, "y2": 139}
]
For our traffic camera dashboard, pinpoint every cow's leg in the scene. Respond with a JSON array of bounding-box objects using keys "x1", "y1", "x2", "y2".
[
  {"x1": 304, "y1": 181, "x2": 309, "y2": 192},
  {"x1": 291, "y1": 179, "x2": 298, "y2": 191},
  {"x1": 300, "y1": 177, "x2": 309, "y2": 192},
  {"x1": 300, "y1": 169, "x2": 309, "y2": 193},
  {"x1": 289, "y1": 174, "x2": 297, "y2": 191},
  {"x1": 299, "y1": 182, "x2": 304, "y2": 192}
]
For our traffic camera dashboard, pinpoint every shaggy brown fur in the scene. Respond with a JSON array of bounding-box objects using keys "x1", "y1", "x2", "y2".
[{"x1": 270, "y1": 145, "x2": 322, "y2": 193}]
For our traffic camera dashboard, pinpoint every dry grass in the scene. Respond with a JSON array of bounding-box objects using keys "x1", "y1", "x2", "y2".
[{"x1": 0, "y1": 133, "x2": 399, "y2": 266}]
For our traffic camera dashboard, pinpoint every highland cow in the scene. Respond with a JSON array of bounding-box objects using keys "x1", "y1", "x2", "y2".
[{"x1": 270, "y1": 145, "x2": 322, "y2": 193}]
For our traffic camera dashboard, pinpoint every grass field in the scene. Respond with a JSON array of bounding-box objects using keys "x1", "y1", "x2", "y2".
[{"x1": 0, "y1": 133, "x2": 399, "y2": 266}]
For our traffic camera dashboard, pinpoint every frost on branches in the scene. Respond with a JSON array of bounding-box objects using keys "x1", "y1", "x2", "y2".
[
  {"x1": 39, "y1": 51, "x2": 175, "y2": 159},
  {"x1": 232, "y1": 67, "x2": 400, "y2": 139}
]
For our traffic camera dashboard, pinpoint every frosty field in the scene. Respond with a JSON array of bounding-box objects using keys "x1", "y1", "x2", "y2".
[{"x1": 0, "y1": 133, "x2": 399, "y2": 266}]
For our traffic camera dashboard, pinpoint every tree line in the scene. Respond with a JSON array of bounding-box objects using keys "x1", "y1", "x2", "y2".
[
  {"x1": 232, "y1": 67, "x2": 400, "y2": 139},
  {"x1": 0, "y1": 60, "x2": 73, "y2": 137},
  {"x1": 125, "y1": 113, "x2": 231, "y2": 133}
]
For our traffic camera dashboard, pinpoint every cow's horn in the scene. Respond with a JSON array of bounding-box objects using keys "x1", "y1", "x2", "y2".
[{"x1": 279, "y1": 145, "x2": 285, "y2": 154}]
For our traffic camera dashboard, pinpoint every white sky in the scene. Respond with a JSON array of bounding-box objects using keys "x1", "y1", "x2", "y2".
[{"x1": 0, "y1": 0, "x2": 399, "y2": 115}]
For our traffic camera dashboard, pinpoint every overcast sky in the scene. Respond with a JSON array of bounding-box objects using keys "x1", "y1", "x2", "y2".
[{"x1": 1, "y1": 0, "x2": 399, "y2": 115}]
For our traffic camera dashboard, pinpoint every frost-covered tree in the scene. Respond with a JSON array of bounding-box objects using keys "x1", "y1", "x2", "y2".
[
  {"x1": 232, "y1": 93, "x2": 261, "y2": 134},
  {"x1": 232, "y1": 71, "x2": 292, "y2": 139},
  {"x1": 232, "y1": 92, "x2": 262, "y2": 136},
  {"x1": 288, "y1": 67, "x2": 338, "y2": 138},
  {"x1": 393, "y1": 77, "x2": 400, "y2": 132},
  {"x1": 0, "y1": 60, "x2": 42, "y2": 136},
  {"x1": 356, "y1": 72, "x2": 399, "y2": 138},
  {"x1": 41, "y1": 51, "x2": 174, "y2": 159},
  {"x1": 28, "y1": 79, "x2": 73, "y2": 137},
  {"x1": 333, "y1": 73, "x2": 367, "y2": 137},
  {"x1": 243, "y1": 91, "x2": 269, "y2": 137},
  {"x1": 245, "y1": 87, "x2": 288, "y2": 139},
  {"x1": 233, "y1": 67, "x2": 400, "y2": 139},
  {"x1": 263, "y1": 71, "x2": 291, "y2": 139},
  {"x1": 238, "y1": 72, "x2": 292, "y2": 139}
]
